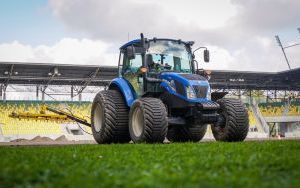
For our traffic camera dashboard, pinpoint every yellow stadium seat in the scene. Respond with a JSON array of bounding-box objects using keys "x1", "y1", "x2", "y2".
[
  {"x1": 259, "y1": 103, "x2": 300, "y2": 117},
  {"x1": 248, "y1": 109, "x2": 257, "y2": 127}
]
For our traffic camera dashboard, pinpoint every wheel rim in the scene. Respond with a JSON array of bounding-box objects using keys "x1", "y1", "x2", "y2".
[
  {"x1": 93, "y1": 104, "x2": 103, "y2": 132},
  {"x1": 132, "y1": 107, "x2": 144, "y2": 137}
]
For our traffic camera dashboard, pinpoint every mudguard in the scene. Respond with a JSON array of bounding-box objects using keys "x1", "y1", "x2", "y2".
[{"x1": 108, "y1": 78, "x2": 136, "y2": 107}]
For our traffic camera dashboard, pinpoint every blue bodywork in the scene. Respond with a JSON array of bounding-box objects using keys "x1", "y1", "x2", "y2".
[
  {"x1": 109, "y1": 78, "x2": 136, "y2": 107},
  {"x1": 120, "y1": 39, "x2": 141, "y2": 49},
  {"x1": 159, "y1": 72, "x2": 211, "y2": 103},
  {"x1": 109, "y1": 72, "x2": 212, "y2": 107}
]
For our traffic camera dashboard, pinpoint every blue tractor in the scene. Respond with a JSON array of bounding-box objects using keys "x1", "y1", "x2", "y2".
[{"x1": 91, "y1": 34, "x2": 249, "y2": 143}]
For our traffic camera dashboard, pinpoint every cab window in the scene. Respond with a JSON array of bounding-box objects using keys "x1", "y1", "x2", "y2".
[
  {"x1": 122, "y1": 54, "x2": 142, "y2": 74},
  {"x1": 122, "y1": 54, "x2": 143, "y2": 96}
]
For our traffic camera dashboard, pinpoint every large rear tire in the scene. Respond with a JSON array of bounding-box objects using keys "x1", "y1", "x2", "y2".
[
  {"x1": 167, "y1": 124, "x2": 207, "y2": 142},
  {"x1": 129, "y1": 98, "x2": 168, "y2": 143},
  {"x1": 91, "y1": 90, "x2": 130, "y2": 144},
  {"x1": 212, "y1": 98, "x2": 249, "y2": 142}
]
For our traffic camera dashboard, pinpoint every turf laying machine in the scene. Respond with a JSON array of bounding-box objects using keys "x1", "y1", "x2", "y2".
[{"x1": 90, "y1": 34, "x2": 249, "y2": 144}]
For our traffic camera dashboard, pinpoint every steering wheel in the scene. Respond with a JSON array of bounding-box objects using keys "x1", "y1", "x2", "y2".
[
  {"x1": 154, "y1": 63, "x2": 172, "y2": 70},
  {"x1": 163, "y1": 64, "x2": 172, "y2": 70}
]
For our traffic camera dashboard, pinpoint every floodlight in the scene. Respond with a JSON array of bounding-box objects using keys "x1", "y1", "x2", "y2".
[{"x1": 275, "y1": 35, "x2": 282, "y2": 46}]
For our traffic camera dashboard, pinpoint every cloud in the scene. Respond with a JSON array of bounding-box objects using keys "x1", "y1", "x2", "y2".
[
  {"x1": 0, "y1": 36, "x2": 293, "y2": 72},
  {"x1": 284, "y1": 39, "x2": 300, "y2": 69},
  {"x1": 230, "y1": 0, "x2": 300, "y2": 33},
  {"x1": 48, "y1": 0, "x2": 300, "y2": 43},
  {"x1": 47, "y1": 0, "x2": 300, "y2": 71},
  {"x1": 0, "y1": 38, "x2": 117, "y2": 66},
  {"x1": 48, "y1": 0, "x2": 236, "y2": 43},
  {"x1": 49, "y1": 0, "x2": 166, "y2": 42},
  {"x1": 199, "y1": 36, "x2": 292, "y2": 71},
  {"x1": 1, "y1": 0, "x2": 299, "y2": 72}
]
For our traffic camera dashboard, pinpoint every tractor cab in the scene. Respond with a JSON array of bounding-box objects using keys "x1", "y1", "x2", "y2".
[{"x1": 118, "y1": 36, "x2": 209, "y2": 98}]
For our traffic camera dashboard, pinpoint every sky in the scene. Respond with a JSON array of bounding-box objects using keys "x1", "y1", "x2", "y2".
[{"x1": 0, "y1": 0, "x2": 299, "y2": 71}]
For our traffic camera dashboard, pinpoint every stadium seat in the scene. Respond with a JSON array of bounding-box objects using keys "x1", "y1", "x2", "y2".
[{"x1": 248, "y1": 109, "x2": 257, "y2": 127}]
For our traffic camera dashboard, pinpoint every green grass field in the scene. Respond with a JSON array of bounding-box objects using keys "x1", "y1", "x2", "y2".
[{"x1": 0, "y1": 140, "x2": 300, "y2": 188}]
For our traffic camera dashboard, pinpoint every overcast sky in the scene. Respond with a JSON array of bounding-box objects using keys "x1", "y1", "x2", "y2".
[{"x1": 0, "y1": 0, "x2": 299, "y2": 72}]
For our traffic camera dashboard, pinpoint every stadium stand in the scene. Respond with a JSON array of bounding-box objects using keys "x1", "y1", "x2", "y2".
[
  {"x1": 259, "y1": 102, "x2": 300, "y2": 117},
  {"x1": 1, "y1": 100, "x2": 299, "y2": 141},
  {"x1": 0, "y1": 101, "x2": 92, "y2": 141},
  {"x1": 247, "y1": 103, "x2": 270, "y2": 138}
]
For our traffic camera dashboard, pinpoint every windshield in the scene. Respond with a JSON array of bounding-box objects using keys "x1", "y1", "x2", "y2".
[{"x1": 146, "y1": 40, "x2": 192, "y2": 73}]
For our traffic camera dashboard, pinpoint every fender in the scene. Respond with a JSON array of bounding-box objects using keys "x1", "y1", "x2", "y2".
[
  {"x1": 108, "y1": 78, "x2": 136, "y2": 107},
  {"x1": 211, "y1": 92, "x2": 228, "y2": 101}
]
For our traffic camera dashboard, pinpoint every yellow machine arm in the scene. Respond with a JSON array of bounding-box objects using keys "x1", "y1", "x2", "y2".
[
  {"x1": 9, "y1": 105, "x2": 91, "y2": 127},
  {"x1": 45, "y1": 106, "x2": 91, "y2": 127}
]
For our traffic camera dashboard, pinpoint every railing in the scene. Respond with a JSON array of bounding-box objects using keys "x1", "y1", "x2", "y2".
[{"x1": 252, "y1": 100, "x2": 269, "y2": 134}]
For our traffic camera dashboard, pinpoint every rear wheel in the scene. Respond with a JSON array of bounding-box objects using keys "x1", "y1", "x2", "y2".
[
  {"x1": 91, "y1": 90, "x2": 130, "y2": 144},
  {"x1": 212, "y1": 98, "x2": 249, "y2": 142},
  {"x1": 129, "y1": 98, "x2": 168, "y2": 143},
  {"x1": 167, "y1": 124, "x2": 207, "y2": 142}
]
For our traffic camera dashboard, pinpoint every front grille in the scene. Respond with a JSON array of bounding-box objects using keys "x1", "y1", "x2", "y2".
[
  {"x1": 193, "y1": 85, "x2": 208, "y2": 98},
  {"x1": 175, "y1": 80, "x2": 185, "y2": 96},
  {"x1": 197, "y1": 101, "x2": 220, "y2": 110}
]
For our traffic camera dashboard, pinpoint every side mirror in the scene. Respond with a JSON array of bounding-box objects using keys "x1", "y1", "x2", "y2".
[
  {"x1": 204, "y1": 49, "x2": 210, "y2": 62},
  {"x1": 126, "y1": 45, "x2": 136, "y2": 60}
]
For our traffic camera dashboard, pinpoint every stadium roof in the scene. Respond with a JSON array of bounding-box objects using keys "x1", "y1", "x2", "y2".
[
  {"x1": 0, "y1": 62, "x2": 116, "y2": 86},
  {"x1": 208, "y1": 67, "x2": 300, "y2": 90},
  {"x1": 0, "y1": 62, "x2": 299, "y2": 90}
]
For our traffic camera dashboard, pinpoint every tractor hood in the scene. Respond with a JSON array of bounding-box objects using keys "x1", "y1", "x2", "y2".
[{"x1": 160, "y1": 72, "x2": 211, "y2": 101}]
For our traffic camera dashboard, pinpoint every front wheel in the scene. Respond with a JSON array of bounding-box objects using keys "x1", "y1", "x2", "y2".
[
  {"x1": 212, "y1": 98, "x2": 249, "y2": 142},
  {"x1": 91, "y1": 90, "x2": 130, "y2": 144},
  {"x1": 129, "y1": 98, "x2": 168, "y2": 143}
]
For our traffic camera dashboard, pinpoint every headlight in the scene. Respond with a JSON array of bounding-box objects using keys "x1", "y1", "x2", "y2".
[
  {"x1": 207, "y1": 88, "x2": 211, "y2": 100},
  {"x1": 169, "y1": 80, "x2": 176, "y2": 92},
  {"x1": 186, "y1": 86, "x2": 196, "y2": 99}
]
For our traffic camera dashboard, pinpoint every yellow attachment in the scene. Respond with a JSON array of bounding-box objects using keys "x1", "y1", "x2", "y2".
[
  {"x1": 40, "y1": 105, "x2": 47, "y2": 114},
  {"x1": 10, "y1": 104, "x2": 71, "y2": 122},
  {"x1": 9, "y1": 110, "x2": 70, "y2": 122},
  {"x1": 9, "y1": 104, "x2": 91, "y2": 126}
]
